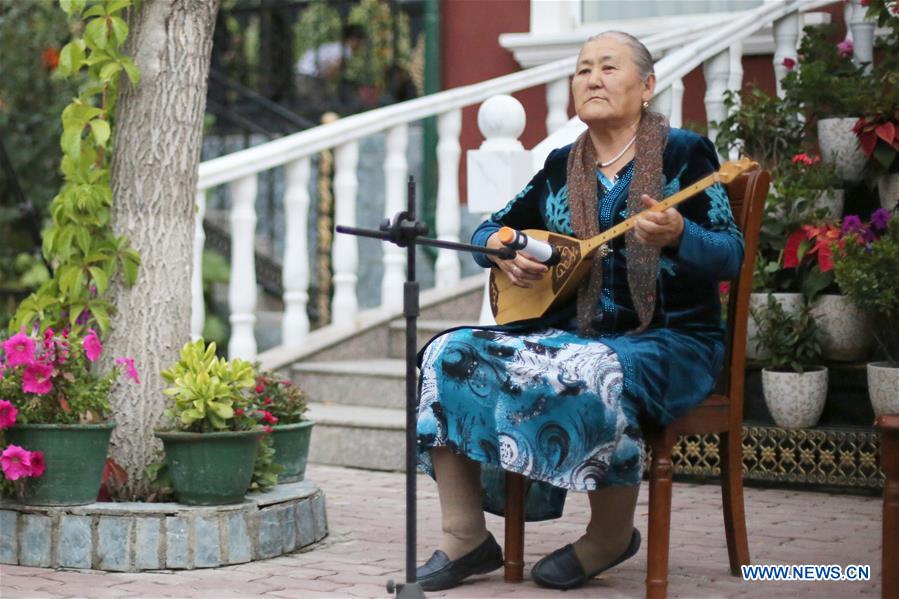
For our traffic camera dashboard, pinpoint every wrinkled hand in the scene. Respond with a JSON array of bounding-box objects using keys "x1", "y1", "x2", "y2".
[
  {"x1": 634, "y1": 194, "x2": 684, "y2": 249},
  {"x1": 486, "y1": 231, "x2": 548, "y2": 288}
]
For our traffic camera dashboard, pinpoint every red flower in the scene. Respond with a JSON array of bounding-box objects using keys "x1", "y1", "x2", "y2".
[
  {"x1": 235, "y1": 408, "x2": 245, "y2": 416},
  {"x1": 255, "y1": 384, "x2": 265, "y2": 393},
  {"x1": 263, "y1": 425, "x2": 273, "y2": 434},
  {"x1": 41, "y1": 47, "x2": 59, "y2": 71},
  {"x1": 782, "y1": 57, "x2": 796, "y2": 71},
  {"x1": 784, "y1": 224, "x2": 841, "y2": 273},
  {"x1": 263, "y1": 397, "x2": 272, "y2": 406}
]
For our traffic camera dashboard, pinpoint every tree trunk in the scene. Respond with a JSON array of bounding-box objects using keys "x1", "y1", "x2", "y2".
[{"x1": 107, "y1": 0, "x2": 219, "y2": 497}]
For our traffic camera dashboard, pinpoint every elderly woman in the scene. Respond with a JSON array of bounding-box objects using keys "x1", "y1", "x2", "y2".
[{"x1": 415, "y1": 31, "x2": 743, "y2": 591}]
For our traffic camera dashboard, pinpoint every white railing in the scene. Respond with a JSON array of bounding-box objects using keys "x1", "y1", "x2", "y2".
[{"x1": 193, "y1": 0, "x2": 873, "y2": 361}]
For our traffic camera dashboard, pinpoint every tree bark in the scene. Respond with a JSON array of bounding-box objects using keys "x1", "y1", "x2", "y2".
[{"x1": 107, "y1": 0, "x2": 219, "y2": 497}]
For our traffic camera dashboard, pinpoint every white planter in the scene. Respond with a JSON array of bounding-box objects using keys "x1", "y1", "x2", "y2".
[
  {"x1": 868, "y1": 361, "x2": 899, "y2": 417},
  {"x1": 747, "y1": 292, "x2": 803, "y2": 361},
  {"x1": 811, "y1": 188, "x2": 844, "y2": 218},
  {"x1": 762, "y1": 366, "x2": 829, "y2": 429},
  {"x1": 878, "y1": 173, "x2": 899, "y2": 211},
  {"x1": 817, "y1": 118, "x2": 866, "y2": 183},
  {"x1": 810, "y1": 294, "x2": 873, "y2": 362}
]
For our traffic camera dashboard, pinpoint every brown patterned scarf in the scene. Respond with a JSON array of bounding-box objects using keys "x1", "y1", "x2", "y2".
[{"x1": 566, "y1": 111, "x2": 668, "y2": 335}]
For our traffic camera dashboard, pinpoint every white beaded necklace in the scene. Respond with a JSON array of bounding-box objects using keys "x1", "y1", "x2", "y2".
[{"x1": 596, "y1": 134, "x2": 637, "y2": 168}]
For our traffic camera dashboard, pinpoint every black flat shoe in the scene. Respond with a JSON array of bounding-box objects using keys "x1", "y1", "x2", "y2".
[
  {"x1": 531, "y1": 528, "x2": 641, "y2": 590},
  {"x1": 416, "y1": 532, "x2": 504, "y2": 591}
]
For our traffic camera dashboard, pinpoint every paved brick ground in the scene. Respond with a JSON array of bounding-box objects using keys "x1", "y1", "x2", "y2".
[{"x1": 0, "y1": 464, "x2": 882, "y2": 598}]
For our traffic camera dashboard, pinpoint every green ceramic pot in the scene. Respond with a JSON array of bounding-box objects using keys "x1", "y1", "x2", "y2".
[
  {"x1": 5, "y1": 422, "x2": 115, "y2": 506},
  {"x1": 155, "y1": 430, "x2": 263, "y2": 505},
  {"x1": 270, "y1": 421, "x2": 314, "y2": 483}
]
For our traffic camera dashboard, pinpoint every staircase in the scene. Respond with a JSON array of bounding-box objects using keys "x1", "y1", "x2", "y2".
[{"x1": 282, "y1": 276, "x2": 483, "y2": 471}]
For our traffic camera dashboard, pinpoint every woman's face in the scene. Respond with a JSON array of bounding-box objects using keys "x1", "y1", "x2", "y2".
[{"x1": 572, "y1": 36, "x2": 654, "y2": 129}]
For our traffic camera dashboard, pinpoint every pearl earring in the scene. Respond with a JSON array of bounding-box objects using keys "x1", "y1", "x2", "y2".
[{"x1": 642, "y1": 100, "x2": 649, "y2": 109}]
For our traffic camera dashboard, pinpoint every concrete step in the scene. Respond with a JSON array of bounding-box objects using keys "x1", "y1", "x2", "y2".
[
  {"x1": 306, "y1": 402, "x2": 406, "y2": 471},
  {"x1": 387, "y1": 319, "x2": 474, "y2": 359},
  {"x1": 291, "y1": 359, "x2": 406, "y2": 410}
]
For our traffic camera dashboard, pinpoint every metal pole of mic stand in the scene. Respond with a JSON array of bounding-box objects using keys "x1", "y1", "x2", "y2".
[{"x1": 336, "y1": 177, "x2": 513, "y2": 598}]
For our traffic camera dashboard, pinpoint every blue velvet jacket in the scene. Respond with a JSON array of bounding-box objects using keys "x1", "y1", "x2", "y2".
[{"x1": 470, "y1": 128, "x2": 745, "y2": 424}]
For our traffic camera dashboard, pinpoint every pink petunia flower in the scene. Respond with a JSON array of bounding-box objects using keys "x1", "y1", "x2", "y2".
[
  {"x1": 28, "y1": 451, "x2": 46, "y2": 478},
  {"x1": 82, "y1": 329, "x2": 103, "y2": 362},
  {"x1": 837, "y1": 38, "x2": 854, "y2": 58},
  {"x1": 0, "y1": 400, "x2": 17, "y2": 429},
  {"x1": 782, "y1": 57, "x2": 796, "y2": 71},
  {"x1": 3, "y1": 332, "x2": 36, "y2": 367},
  {"x1": 1, "y1": 445, "x2": 33, "y2": 481},
  {"x1": 115, "y1": 357, "x2": 141, "y2": 384},
  {"x1": 22, "y1": 363, "x2": 53, "y2": 395}
]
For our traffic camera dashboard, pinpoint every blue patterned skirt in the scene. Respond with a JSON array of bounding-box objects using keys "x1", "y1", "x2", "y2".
[{"x1": 416, "y1": 327, "x2": 645, "y2": 495}]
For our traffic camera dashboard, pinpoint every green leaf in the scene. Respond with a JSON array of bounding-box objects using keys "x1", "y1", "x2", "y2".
[
  {"x1": 90, "y1": 119, "x2": 111, "y2": 146},
  {"x1": 99, "y1": 61, "x2": 122, "y2": 83},
  {"x1": 106, "y1": 0, "x2": 132, "y2": 14},
  {"x1": 110, "y1": 16, "x2": 129, "y2": 46},
  {"x1": 84, "y1": 18, "x2": 109, "y2": 50},
  {"x1": 91, "y1": 303, "x2": 111, "y2": 336},
  {"x1": 83, "y1": 4, "x2": 106, "y2": 18},
  {"x1": 60, "y1": 0, "x2": 87, "y2": 16},
  {"x1": 89, "y1": 266, "x2": 109, "y2": 295},
  {"x1": 120, "y1": 57, "x2": 140, "y2": 87},
  {"x1": 61, "y1": 128, "x2": 82, "y2": 161},
  {"x1": 58, "y1": 42, "x2": 86, "y2": 77}
]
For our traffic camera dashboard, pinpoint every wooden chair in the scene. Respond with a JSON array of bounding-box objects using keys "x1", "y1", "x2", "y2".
[
  {"x1": 502, "y1": 168, "x2": 771, "y2": 599},
  {"x1": 877, "y1": 414, "x2": 899, "y2": 599}
]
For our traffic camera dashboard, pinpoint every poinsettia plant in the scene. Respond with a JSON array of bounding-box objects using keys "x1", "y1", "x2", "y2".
[
  {"x1": 853, "y1": 110, "x2": 899, "y2": 174},
  {"x1": 783, "y1": 222, "x2": 844, "y2": 301}
]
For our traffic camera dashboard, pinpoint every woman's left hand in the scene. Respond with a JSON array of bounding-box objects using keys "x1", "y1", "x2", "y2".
[{"x1": 634, "y1": 194, "x2": 684, "y2": 249}]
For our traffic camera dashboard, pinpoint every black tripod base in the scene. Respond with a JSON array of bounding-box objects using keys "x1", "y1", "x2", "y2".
[{"x1": 386, "y1": 579, "x2": 427, "y2": 598}]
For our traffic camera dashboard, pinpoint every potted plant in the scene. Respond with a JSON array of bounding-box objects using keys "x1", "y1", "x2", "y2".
[
  {"x1": 856, "y1": 0, "x2": 899, "y2": 208},
  {"x1": 714, "y1": 87, "x2": 804, "y2": 173},
  {"x1": 753, "y1": 295, "x2": 828, "y2": 429},
  {"x1": 156, "y1": 339, "x2": 264, "y2": 505},
  {"x1": 0, "y1": 328, "x2": 138, "y2": 505},
  {"x1": 782, "y1": 219, "x2": 873, "y2": 361},
  {"x1": 779, "y1": 153, "x2": 844, "y2": 218},
  {"x1": 782, "y1": 23, "x2": 875, "y2": 181},
  {"x1": 252, "y1": 369, "x2": 313, "y2": 483},
  {"x1": 833, "y1": 210, "x2": 899, "y2": 416}
]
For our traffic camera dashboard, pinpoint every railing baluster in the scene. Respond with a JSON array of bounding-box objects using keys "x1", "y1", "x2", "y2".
[
  {"x1": 703, "y1": 49, "x2": 730, "y2": 149},
  {"x1": 282, "y1": 157, "x2": 311, "y2": 345},
  {"x1": 382, "y1": 124, "x2": 408, "y2": 311},
  {"x1": 727, "y1": 42, "x2": 745, "y2": 161},
  {"x1": 847, "y1": 0, "x2": 875, "y2": 72},
  {"x1": 435, "y1": 108, "x2": 462, "y2": 289},
  {"x1": 191, "y1": 190, "x2": 206, "y2": 341},
  {"x1": 228, "y1": 174, "x2": 258, "y2": 360},
  {"x1": 669, "y1": 78, "x2": 684, "y2": 129},
  {"x1": 545, "y1": 78, "x2": 569, "y2": 135},
  {"x1": 331, "y1": 141, "x2": 359, "y2": 326},
  {"x1": 773, "y1": 12, "x2": 800, "y2": 98}
]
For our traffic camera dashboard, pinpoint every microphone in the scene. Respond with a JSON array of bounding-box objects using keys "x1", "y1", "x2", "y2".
[{"x1": 498, "y1": 227, "x2": 561, "y2": 266}]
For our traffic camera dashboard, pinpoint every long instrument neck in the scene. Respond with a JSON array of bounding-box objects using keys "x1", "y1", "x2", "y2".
[{"x1": 581, "y1": 170, "x2": 722, "y2": 255}]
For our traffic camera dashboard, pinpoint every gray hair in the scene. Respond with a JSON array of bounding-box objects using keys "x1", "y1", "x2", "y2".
[{"x1": 585, "y1": 31, "x2": 654, "y2": 81}]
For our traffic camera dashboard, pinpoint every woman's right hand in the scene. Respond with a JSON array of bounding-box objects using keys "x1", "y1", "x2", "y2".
[{"x1": 486, "y1": 231, "x2": 549, "y2": 288}]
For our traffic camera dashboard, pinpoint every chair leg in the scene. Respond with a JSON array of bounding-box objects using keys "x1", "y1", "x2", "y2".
[
  {"x1": 504, "y1": 471, "x2": 526, "y2": 583},
  {"x1": 646, "y1": 432, "x2": 674, "y2": 599},
  {"x1": 719, "y1": 429, "x2": 750, "y2": 575}
]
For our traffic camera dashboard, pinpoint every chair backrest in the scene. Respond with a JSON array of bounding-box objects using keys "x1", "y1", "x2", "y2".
[{"x1": 721, "y1": 169, "x2": 771, "y2": 421}]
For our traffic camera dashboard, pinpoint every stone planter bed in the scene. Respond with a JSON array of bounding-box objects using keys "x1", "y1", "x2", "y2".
[{"x1": 0, "y1": 480, "x2": 327, "y2": 572}]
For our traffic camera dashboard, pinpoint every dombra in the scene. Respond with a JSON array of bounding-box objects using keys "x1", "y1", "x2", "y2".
[{"x1": 489, "y1": 158, "x2": 758, "y2": 325}]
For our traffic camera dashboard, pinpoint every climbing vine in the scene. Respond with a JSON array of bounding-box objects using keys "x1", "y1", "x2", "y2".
[{"x1": 12, "y1": 0, "x2": 141, "y2": 336}]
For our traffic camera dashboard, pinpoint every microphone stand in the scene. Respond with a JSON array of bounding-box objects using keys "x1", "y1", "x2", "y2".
[{"x1": 336, "y1": 177, "x2": 513, "y2": 598}]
